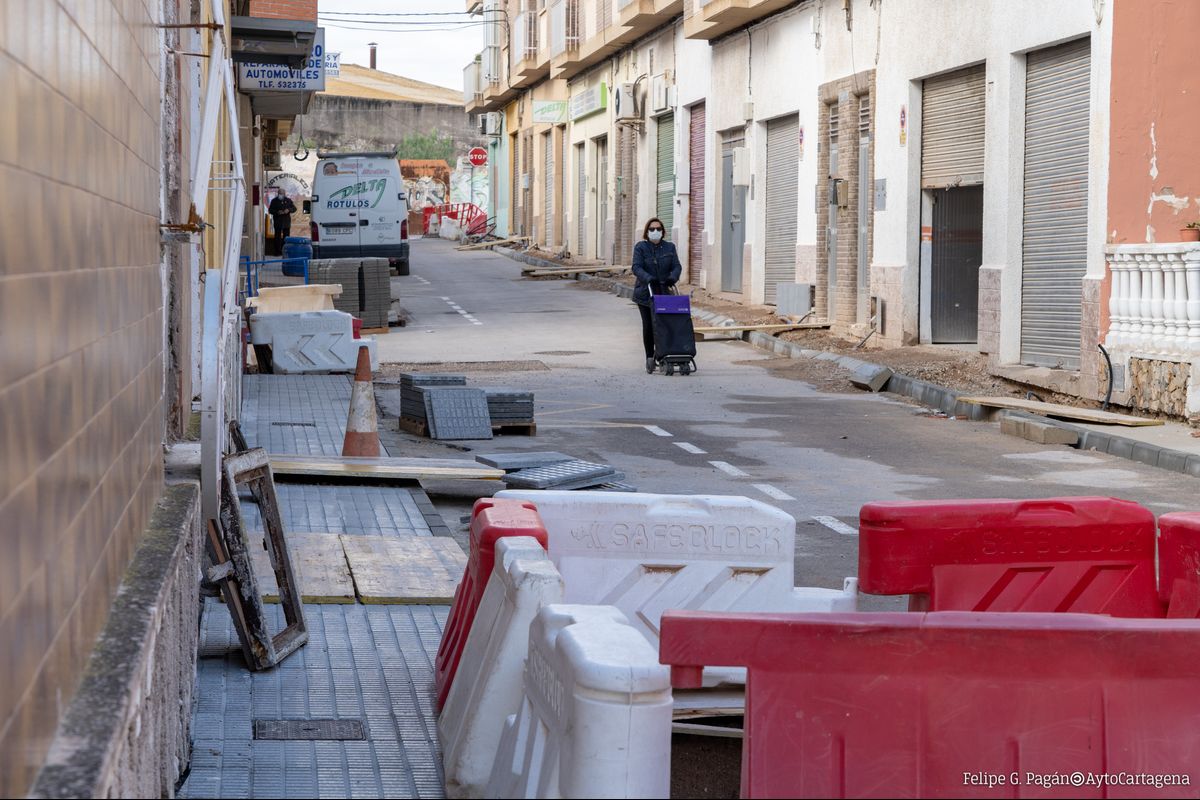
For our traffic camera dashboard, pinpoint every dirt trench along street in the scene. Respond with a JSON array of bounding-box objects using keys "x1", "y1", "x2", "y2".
[{"x1": 380, "y1": 238, "x2": 1200, "y2": 603}]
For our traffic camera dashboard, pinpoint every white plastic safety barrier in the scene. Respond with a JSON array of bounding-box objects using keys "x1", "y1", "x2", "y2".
[
  {"x1": 248, "y1": 310, "x2": 378, "y2": 374},
  {"x1": 496, "y1": 491, "x2": 858, "y2": 653},
  {"x1": 441, "y1": 537, "x2": 564, "y2": 799},
  {"x1": 484, "y1": 605, "x2": 672, "y2": 800}
]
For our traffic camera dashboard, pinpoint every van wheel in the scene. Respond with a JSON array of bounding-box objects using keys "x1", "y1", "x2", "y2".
[{"x1": 392, "y1": 258, "x2": 410, "y2": 276}]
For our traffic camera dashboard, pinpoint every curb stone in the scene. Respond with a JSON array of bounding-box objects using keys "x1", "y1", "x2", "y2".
[{"x1": 492, "y1": 246, "x2": 1199, "y2": 479}]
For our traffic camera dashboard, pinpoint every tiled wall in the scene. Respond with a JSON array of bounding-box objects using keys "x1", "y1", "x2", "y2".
[{"x1": 0, "y1": 1, "x2": 166, "y2": 794}]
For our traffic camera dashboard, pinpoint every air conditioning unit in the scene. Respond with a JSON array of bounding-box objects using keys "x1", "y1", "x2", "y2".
[
  {"x1": 650, "y1": 73, "x2": 673, "y2": 114},
  {"x1": 480, "y1": 112, "x2": 502, "y2": 137},
  {"x1": 614, "y1": 82, "x2": 639, "y2": 121}
]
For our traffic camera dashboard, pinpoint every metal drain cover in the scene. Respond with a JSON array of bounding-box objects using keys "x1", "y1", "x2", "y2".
[
  {"x1": 534, "y1": 350, "x2": 589, "y2": 355},
  {"x1": 270, "y1": 421, "x2": 318, "y2": 427},
  {"x1": 253, "y1": 719, "x2": 366, "y2": 741}
]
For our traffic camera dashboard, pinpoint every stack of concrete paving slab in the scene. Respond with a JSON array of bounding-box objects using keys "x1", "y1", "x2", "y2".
[
  {"x1": 479, "y1": 452, "x2": 634, "y2": 491},
  {"x1": 308, "y1": 257, "x2": 391, "y2": 329},
  {"x1": 400, "y1": 373, "x2": 468, "y2": 427},
  {"x1": 422, "y1": 387, "x2": 494, "y2": 441},
  {"x1": 483, "y1": 388, "x2": 536, "y2": 426}
]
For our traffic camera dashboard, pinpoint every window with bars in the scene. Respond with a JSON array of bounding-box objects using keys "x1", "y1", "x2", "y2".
[{"x1": 858, "y1": 95, "x2": 871, "y2": 137}]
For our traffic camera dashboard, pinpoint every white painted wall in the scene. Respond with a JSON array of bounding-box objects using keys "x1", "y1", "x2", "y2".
[
  {"x1": 868, "y1": 0, "x2": 1109, "y2": 356},
  {"x1": 568, "y1": 62, "x2": 615, "y2": 260}
]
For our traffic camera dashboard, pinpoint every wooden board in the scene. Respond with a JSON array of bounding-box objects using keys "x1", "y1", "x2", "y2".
[
  {"x1": 248, "y1": 532, "x2": 355, "y2": 604},
  {"x1": 456, "y1": 236, "x2": 531, "y2": 252},
  {"x1": 692, "y1": 323, "x2": 827, "y2": 334},
  {"x1": 523, "y1": 265, "x2": 633, "y2": 277},
  {"x1": 246, "y1": 284, "x2": 341, "y2": 313},
  {"x1": 958, "y1": 396, "x2": 1165, "y2": 427},
  {"x1": 342, "y1": 535, "x2": 468, "y2": 604},
  {"x1": 269, "y1": 454, "x2": 504, "y2": 481},
  {"x1": 360, "y1": 326, "x2": 390, "y2": 336}
]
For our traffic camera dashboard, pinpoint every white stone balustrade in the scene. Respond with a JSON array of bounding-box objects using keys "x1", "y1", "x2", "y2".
[{"x1": 1105, "y1": 244, "x2": 1200, "y2": 358}]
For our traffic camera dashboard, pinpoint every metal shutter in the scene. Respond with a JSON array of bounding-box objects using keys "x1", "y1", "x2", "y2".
[
  {"x1": 544, "y1": 131, "x2": 553, "y2": 247},
  {"x1": 764, "y1": 115, "x2": 800, "y2": 304},
  {"x1": 656, "y1": 112, "x2": 675, "y2": 234},
  {"x1": 616, "y1": 125, "x2": 636, "y2": 263},
  {"x1": 576, "y1": 142, "x2": 586, "y2": 256},
  {"x1": 1020, "y1": 38, "x2": 1090, "y2": 369},
  {"x1": 524, "y1": 131, "x2": 534, "y2": 238},
  {"x1": 511, "y1": 134, "x2": 521, "y2": 235},
  {"x1": 559, "y1": 127, "x2": 567, "y2": 249},
  {"x1": 688, "y1": 103, "x2": 706, "y2": 283},
  {"x1": 921, "y1": 64, "x2": 986, "y2": 188}
]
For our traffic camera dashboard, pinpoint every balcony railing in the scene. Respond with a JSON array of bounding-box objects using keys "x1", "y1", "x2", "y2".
[
  {"x1": 550, "y1": 0, "x2": 580, "y2": 57},
  {"x1": 482, "y1": 44, "x2": 501, "y2": 85},
  {"x1": 463, "y1": 58, "x2": 482, "y2": 103},
  {"x1": 512, "y1": 11, "x2": 538, "y2": 64},
  {"x1": 1106, "y1": 244, "x2": 1200, "y2": 358}
]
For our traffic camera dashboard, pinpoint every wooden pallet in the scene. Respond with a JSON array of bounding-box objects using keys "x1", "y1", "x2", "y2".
[
  {"x1": 492, "y1": 421, "x2": 537, "y2": 436},
  {"x1": 398, "y1": 416, "x2": 536, "y2": 438}
]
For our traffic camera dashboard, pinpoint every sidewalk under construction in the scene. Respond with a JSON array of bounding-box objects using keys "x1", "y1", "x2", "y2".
[{"x1": 180, "y1": 374, "x2": 451, "y2": 799}]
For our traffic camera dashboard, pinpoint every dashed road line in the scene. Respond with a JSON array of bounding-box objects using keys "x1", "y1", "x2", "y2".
[
  {"x1": 674, "y1": 442, "x2": 707, "y2": 455},
  {"x1": 644, "y1": 425, "x2": 673, "y2": 437},
  {"x1": 753, "y1": 484, "x2": 795, "y2": 501},
  {"x1": 813, "y1": 515, "x2": 858, "y2": 536},
  {"x1": 709, "y1": 460, "x2": 749, "y2": 478}
]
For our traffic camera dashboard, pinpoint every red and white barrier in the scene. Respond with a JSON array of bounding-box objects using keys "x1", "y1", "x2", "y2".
[
  {"x1": 661, "y1": 609, "x2": 1200, "y2": 798},
  {"x1": 486, "y1": 605, "x2": 672, "y2": 799},
  {"x1": 440, "y1": 536, "x2": 563, "y2": 798},
  {"x1": 495, "y1": 491, "x2": 857, "y2": 674},
  {"x1": 436, "y1": 499, "x2": 549, "y2": 711},
  {"x1": 858, "y1": 496, "x2": 1160, "y2": 615}
]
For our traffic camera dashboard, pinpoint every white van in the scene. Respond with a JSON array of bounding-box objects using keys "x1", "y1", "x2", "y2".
[{"x1": 307, "y1": 152, "x2": 410, "y2": 273}]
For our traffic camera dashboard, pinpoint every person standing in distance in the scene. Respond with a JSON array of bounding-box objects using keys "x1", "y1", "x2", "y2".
[
  {"x1": 631, "y1": 217, "x2": 682, "y2": 373},
  {"x1": 268, "y1": 187, "x2": 297, "y2": 255}
]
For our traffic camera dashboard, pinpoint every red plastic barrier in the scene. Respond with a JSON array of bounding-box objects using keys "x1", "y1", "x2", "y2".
[
  {"x1": 858, "y1": 497, "x2": 1160, "y2": 616},
  {"x1": 1157, "y1": 513, "x2": 1200, "y2": 617},
  {"x1": 661, "y1": 610, "x2": 1200, "y2": 798},
  {"x1": 434, "y1": 498, "x2": 548, "y2": 711}
]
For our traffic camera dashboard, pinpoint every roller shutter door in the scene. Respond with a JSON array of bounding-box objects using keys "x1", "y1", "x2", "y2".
[
  {"x1": 511, "y1": 134, "x2": 521, "y2": 235},
  {"x1": 656, "y1": 112, "x2": 675, "y2": 234},
  {"x1": 576, "y1": 142, "x2": 586, "y2": 256},
  {"x1": 544, "y1": 131, "x2": 553, "y2": 247},
  {"x1": 616, "y1": 125, "x2": 636, "y2": 263},
  {"x1": 687, "y1": 104, "x2": 706, "y2": 283},
  {"x1": 921, "y1": 64, "x2": 986, "y2": 188},
  {"x1": 764, "y1": 114, "x2": 800, "y2": 304},
  {"x1": 1020, "y1": 38, "x2": 1090, "y2": 369}
]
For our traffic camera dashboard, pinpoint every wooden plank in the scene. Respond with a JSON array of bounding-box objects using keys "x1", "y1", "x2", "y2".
[
  {"x1": 360, "y1": 326, "x2": 390, "y2": 336},
  {"x1": 692, "y1": 323, "x2": 827, "y2": 334},
  {"x1": 269, "y1": 454, "x2": 504, "y2": 481},
  {"x1": 523, "y1": 265, "x2": 633, "y2": 276},
  {"x1": 456, "y1": 236, "x2": 531, "y2": 252},
  {"x1": 342, "y1": 535, "x2": 468, "y2": 604},
  {"x1": 958, "y1": 396, "x2": 1165, "y2": 427},
  {"x1": 249, "y1": 532, "x2": 355, "y2": 604}
]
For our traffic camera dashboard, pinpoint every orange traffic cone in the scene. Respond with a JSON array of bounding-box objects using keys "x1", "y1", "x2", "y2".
[{"x1": 342, "y1": 345, "x2": 381, "y2": 457}]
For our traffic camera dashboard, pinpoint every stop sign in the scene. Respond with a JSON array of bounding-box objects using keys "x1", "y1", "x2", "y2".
[{"x1": 467, "y1": 147, "x2": 488, "y2": 167}]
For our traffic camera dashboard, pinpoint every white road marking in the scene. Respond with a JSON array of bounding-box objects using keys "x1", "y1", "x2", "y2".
[
  {"x1": 643, "y1": 425, "x2": 673, "y2": 437},
  {"x1": 813, "y1": 515, "x2": 858, "y2": 536},
  {"x1": 440, "y1": 296, "x2": 450, "y2": 300},
  {"x1": 709, "y1": 460, "x2": 749, "y2": 477},
  {"x1": 674, "y1": 442, "x2": 707, "y2": 455},
  {"x1": 754, "y1": 483, "x2": 795, "y2": 501}
]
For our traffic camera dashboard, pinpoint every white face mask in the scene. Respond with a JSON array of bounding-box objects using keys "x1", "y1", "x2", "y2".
[{"x1": 648, "y1": 230, "x2": 663, "y2": 243}]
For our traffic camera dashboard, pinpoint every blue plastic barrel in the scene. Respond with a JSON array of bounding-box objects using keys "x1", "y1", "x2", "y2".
[{"x1": 282, "y1": 237, "x2": 312, "y2": 277}]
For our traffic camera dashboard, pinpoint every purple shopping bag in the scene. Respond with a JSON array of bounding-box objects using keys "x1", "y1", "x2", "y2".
[{"x1": 653, "y1": 294, "x2": 691, "y2": 314}]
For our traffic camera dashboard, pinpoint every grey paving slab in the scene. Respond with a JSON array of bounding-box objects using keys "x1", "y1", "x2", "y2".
[
  {"x1": 474, "y1": 451, "x2": 574, "y2": 471},
  {"x1": 242, "y1": 374, "x2": 352, "y2": 456},
  {"x1": 422, "y1": 388, "x2": 493, "y2": 441},
  {"x1": 240, "y1": 484, "x2": 431, "y2": 537},
  {"x1": 181, "y1": 600, "x2": 450, "y2": 800},
  {"x1": 502, "y1": 459, "x2": 618, "y2": 489}
]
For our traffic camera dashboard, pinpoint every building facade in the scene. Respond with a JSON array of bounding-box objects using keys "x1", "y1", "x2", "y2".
[
  {"x1": 466, "y1": 0, "x2": 1200, "y2": 420},
  {"x1": 1, "y1": 1, "x2": 318, "y2": 795}
]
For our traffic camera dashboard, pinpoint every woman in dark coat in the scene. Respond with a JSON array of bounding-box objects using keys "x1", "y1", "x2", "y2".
[{"x1": 631, "y1": 217, "x2": 683, "y2": 373}]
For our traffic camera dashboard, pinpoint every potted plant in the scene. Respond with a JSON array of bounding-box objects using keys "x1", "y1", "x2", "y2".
[{"x1": 1182, "y1": 222, "x2": 1200, "y2": 242}]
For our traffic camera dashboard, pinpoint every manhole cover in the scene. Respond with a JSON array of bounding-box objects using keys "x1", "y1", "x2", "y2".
[
  {"x1": 534, "y1": 350, "x2": 589, "y2": 356},
  {"x1": 253, "y1": 719, "x2": 366, "y2": 741}
]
